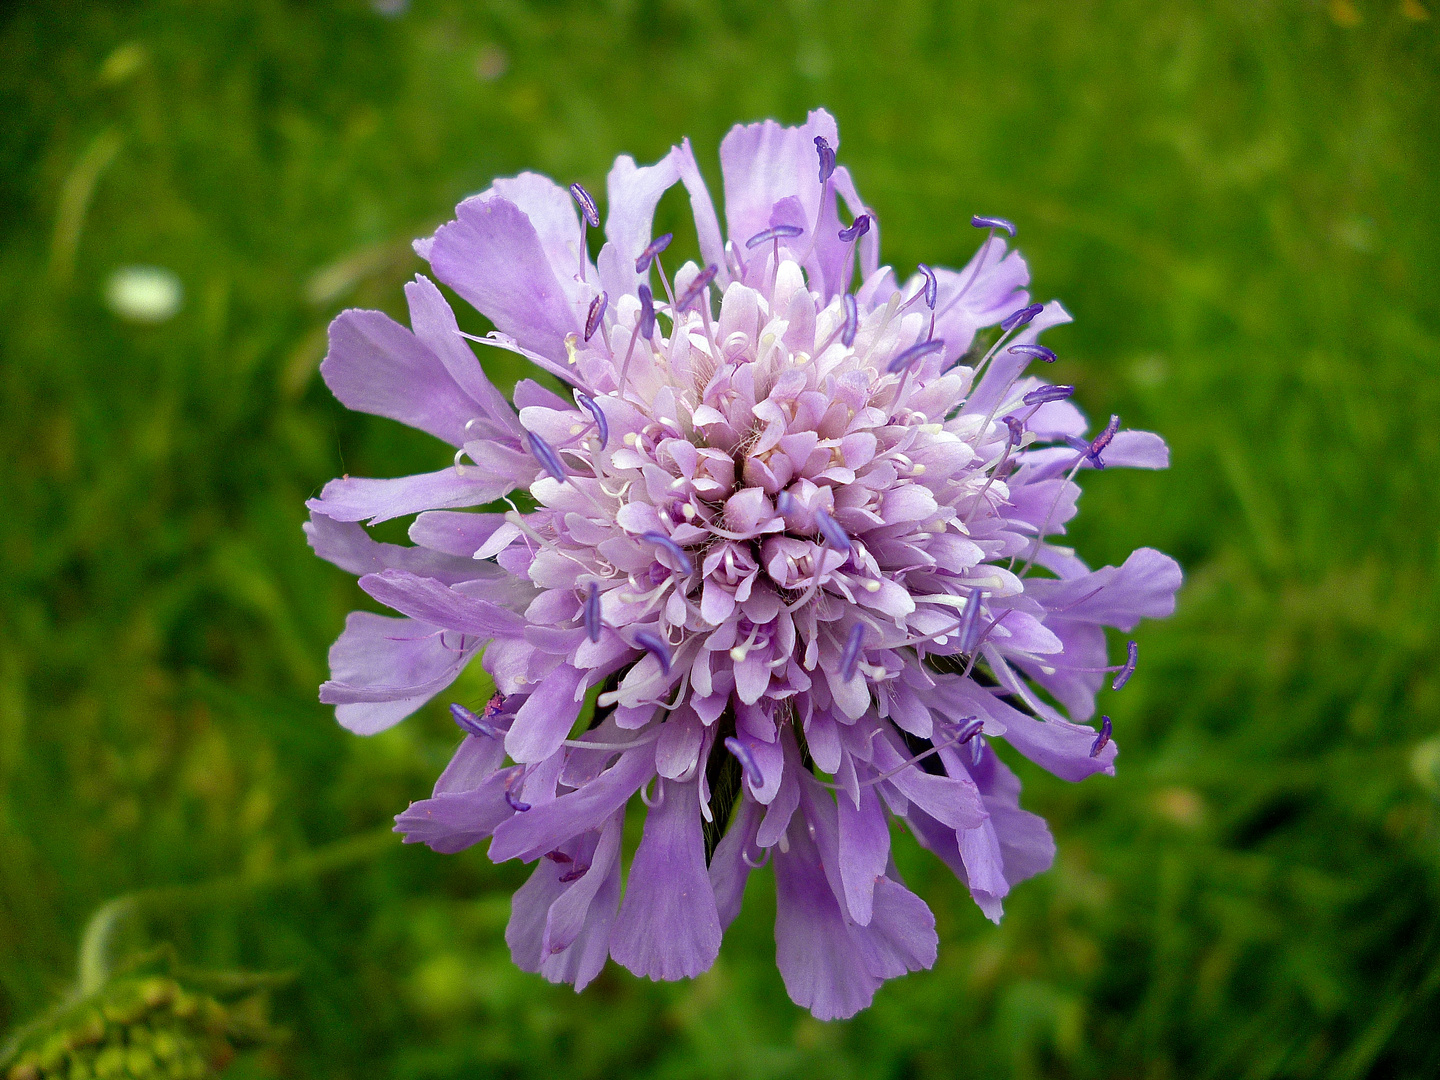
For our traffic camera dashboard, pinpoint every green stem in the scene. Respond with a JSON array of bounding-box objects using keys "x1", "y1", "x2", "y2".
[{"x1": 76, "y1": 825, "x2": 397, "y2": 996}]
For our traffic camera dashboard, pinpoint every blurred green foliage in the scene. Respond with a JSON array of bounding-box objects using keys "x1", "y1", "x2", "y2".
[{"x1": 2, "y1": 0, "x2": 1438, "y2": 1076}]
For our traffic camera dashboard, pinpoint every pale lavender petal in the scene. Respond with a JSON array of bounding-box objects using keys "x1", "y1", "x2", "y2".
[
  {"x1": 358, "y1": 569, "x2": 528, "y2": 639},
  {"x1": 605, "y1": 151, "x2": 681, "y2": 298},
  {"x1": 720, "y1": 109, "x2": 839, "y2": 261},
  {"x1": 319, "y1": 612, "x2": 473, "y2": 734},
  {"x1": 307, "y1": 467, "x2": 516, "y2": 526},
  {"x1": 425, "y1": 195, "x2": 582, "y2": 361},
  {"x1": 489, "y1": 748, "x2": 655, "y2": 862},
  {"x1": 837, "y1": 782, "x2": 889, "y2": 926},
  {"x1": 709, "y1": 795, "x2": 764, "y2": 930},
  {"x1": 320, "y1": 308, "x2": 479, "y2": 446},
  {"x1": 1024, "y1": 547, "x2": 1183, "y2": 631},
  {"x1": 610, "y1": 776, "x2": 722, "y2": 980},
  {"x1": 505, "y1": 664, "x2": 585, "y2": 763},
  {"x1": 305, "y1": 512, "x2": 495, "y2": 586}
]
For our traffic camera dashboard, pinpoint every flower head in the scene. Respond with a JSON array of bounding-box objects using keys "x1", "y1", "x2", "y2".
[{"x1": 305, "y1": 109, "x2": 1181, "y2": 1019}]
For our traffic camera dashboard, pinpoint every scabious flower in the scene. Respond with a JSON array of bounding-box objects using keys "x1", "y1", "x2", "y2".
[{"x1": 305, "y1": 110, "x2": 1181, "y2": 1019}]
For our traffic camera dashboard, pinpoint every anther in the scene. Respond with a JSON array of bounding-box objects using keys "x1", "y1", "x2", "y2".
[
  {"x1": 724, "y1": 736, "x2": 766, "y2": 790},
  {"x1": 955, "y1": 717, "x2": 986, "y2": 744},
  {"x1": 634, "y1": 629, "x2": 673, "y2": 676},
  {"x1": 841, "y1": 293, "x2": 858, "y2": 347},
  {"x1": 640, "y1": 532, "x2": 694, "y2": 576},
  {"x1": 528, "y1": 431, "x2": 568, "y2": 482},
  {"x1": 1008, "y1": 343, "x2": 1057, "y2": 363},
  {"x1": 635, "y1": 233, "x2": 673, "y2": 273},
  {"x1": 1111, "y1": 641, "x2": 1138, "y2": 691},
  {"x1": 1022, "y1": 384, "x2": 1075, "y2": 406},
  {"x1": 675, "y1": 264, "x2": 718, "y2": 310},
  {"x1": 569, "y1": 182, "x2": 600, "y2": 227},
  {"x1": 1004, "y1": 415, "x2": 1025, "y2": 446},
  {"x1": 837, "y1": 214, "x2": 871, "y2": 243},
  {"x1": 1087, "y1": 414, "x2": 1120, "y2": 467},
  {"x1": 638, "y1": 284, "x2": 655, "y2": 339},
  {"x1": 1001, "y1": 303, "x2": 1044, "y2": 332},
  {"x1": 814, "y1": 507, "x2": 852, "y2": 553},
  {"x1": 450, "y1": 701, "x2": 501, "y2": 738},
  {"x1": 886, "y1": 338, "x2": 946, "y2": 373},
  {"x1": 745, "y1": 224, "x2": 804, "y2": 249},
  {"x1": 1089, "y1": 715, "x2": 1112, "y2": 758},
  {"x1": 576, "y1": 392, "x2": 609, "y2": 448},
  {"x1": 840, "y1": 623, "x2": 866, "y2": 681},
  {"x1": 504, "y1": 766, "x2": 532, "y2": 812},
  {"x1": 957, "y1": 589, "x2": 985, "y2": 653},
  {"x1": 971, "y1": 215, "x2": 1017, "y2": 237},
  {"x1": 776, "y1": 490, "x2": 798, "y2": 516},
  {"x1": 916, "y1": 264, "x2": 938, "y2": 310},
  {"x1": 584, "y1": 292, "x2": 608, "y2": 342},
  {"x1": 584, "y1": 581, "x2": 603, "y2": 643},
  {"x1": 815, "y1": 135, "x2": 837, "y2": 184}
]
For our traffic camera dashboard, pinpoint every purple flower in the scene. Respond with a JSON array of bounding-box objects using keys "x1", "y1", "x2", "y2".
[{"x1": 306, "y1": 109, "x2": 1181, "y2": 1019}]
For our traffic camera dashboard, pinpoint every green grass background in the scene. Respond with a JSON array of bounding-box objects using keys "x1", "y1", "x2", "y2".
[{"x1": 3, "y1": 0, "x2": 1439, "y2": 1076}]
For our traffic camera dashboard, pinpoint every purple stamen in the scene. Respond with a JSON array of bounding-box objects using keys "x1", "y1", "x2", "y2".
[
  {"x1": 569, "y1": 182, "x2": 599, "y2": 228},
  {"x1": 955, "y1": 717, "x2": 986, "y2": 743},
  {"x1": 1086, "y1": 414, "x2": 1121, "y2": 467},
  {"x1": 886, "y1": 338, "x2": 946, "y2": 373},
  {"x1": 633, "y1": 629, "x2": 673, "y2": 676},
  {"x1": 638, "y1": 284, "x2": 655, "y2": 338},
  {"x1": 527, "y1": 431, "x2": 567, "y2": 482},
  {"x1": 745, "y1": 224, "x2": 804, "y2": 249},
  {"x1": 724, "y1": 736, "x2": 766, "y2": 790},
  {"x1": 504, "y1": 766, "x2": 532, "y2": 812},
  {"x1": 814, "y1": 507, "x2": 852, "y2": 553},
  {"x1": 544, "y1": 849, "x2": 573, "y2": 863},
  {"x1": 576, "y1": 392, "x2": 609, "y2": 448},
  {"x1": 1001, "y1": 303, "x2": 1045, "y2": 332},
  {"x1": 675, "y1": 263, "x2": 718, "y2": 310},
  {"x1": 916, "y1": 264, "x2": 938, "y2": 309},
  {"x1": 640, "y1": 532, "x2": 694, "y2": 575},
  {"x1": 957, "y1": 589, "x2": 984, "y2": 653},
  {"x1": 1112, "y1": 640, "x2": 1138, "y2": 691},
  {"x1": 971, "y1": 215, "x2": 1017, "y2": 237},
  {"x1": 1003, "y1": 415, "x2": 1025, "y2": 446},
  {"x1": 584, "y1": 581, "x2": 602, "y2": 643},
  {"x1": 584, "y1": 291, "x2": 608, "y2": 342},
  {"x1": 841, "y1": 293, "x2": 858, "y2": 347},
  {"x1": 837, "y1": 214, "x2": 871, "y2": 243},
  {"x1": 815, "y1": 136, "x2": 837, "y2": 184},
  {"x1": 635, "y1": 232, "x2": 673, "y2": 273},
  {"x1": 1008, "y1": 343, "x2": 1057, "y2": 363},
  {"x1": 776, "y1": 490, "x2": 798, "y2": 516},
  {"x1": 840, "y1": 623, "x2": 866, "y2": 681},
  {"x1": 1022, "y1": 384, "x2": 1075, "y2": 406},
  {"x1": 558, "y1": 863, "x2": 591, "y2": 883},
  {"x1": 450, "y1": 702, "x2": 500, "y2": 739},
  {"x1": 1089, "y1": 715, "x2": 1112, "y2": 758}
]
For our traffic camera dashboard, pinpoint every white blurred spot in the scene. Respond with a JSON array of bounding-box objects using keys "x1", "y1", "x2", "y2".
[
  {"x1": 475, "y1": 45, "x2": 508, "y2": 81},
  {"x1": 106, "y1": 266, "x2": 182, "y2": 323}
]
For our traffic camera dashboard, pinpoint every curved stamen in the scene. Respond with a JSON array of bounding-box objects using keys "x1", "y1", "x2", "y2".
[
  {"x1": 916, "y1": 263, "x2": 938, "y2": 310},
  {"x1": 815, "y1": 135, "x2": 836, "y2": 184},
  {"x1": 635, "y1": 233, "x2": 673, "y2": 273},
  {"x1": 1088, "y1": 414, "x2": 1120, "y2": 465},
  {"x1": 745, "y1": 224, "x2": 804, "y2": 249},
  {"x1": 840, "y1": 622, "x2": 866, "y2": 681},
  {"x1": 838, "y1": 214, "x2": 871, "y2": 242},
  {"x1": 676, "y1": 263, "x2": 718, "y2": 310},
  {"x1": 971, "y1": 215, "x2": 1017, "y2": 237},
  {"x1": 1009, "y1": 343, "x2": 1057, "y2": 363},
  {"x1": 1090, "y1": 715, "x2": 1113, "y2": 758},
  {"x1": 640, "y1": 775, "x2": 666, "y2": 808},
  {"x1": 584, "y1": 292, "x2": 608, "y2": 342},
  {"x1": 724, "y1": 736, "x2": 766, "y2": 790},
  {"x1": 569, "y1": 182, "x2": 600, "y2": 227},
  {"x1": 741, "y1": 845, "x2": 771, "y2": 870},
  {"x1": 1111, "y1": 641, "x2": 1138, "y2": 691},
  {"x1": 528, "y1": 431, "x2": 568, "y2": 482},
  {"x1": 583, "y1": 581, "x2": 603, "y2": 643},
  {"x1": 561, "y1": 728, "x2": 664, "y2": 751},
  {"x1": 1004, "y1": 415, "x2": 1025, "y2": 446},
  {"x1": 633, "y1": 629, "x2": 673, "y2": 676},
  {"x1": 1001, "y1": 303, "x2": 1045, "y2": 332},
  {"x1": 886, "y1": 338, "x2": 946, "y2": 374},
  {"x1": 504, "y1": 766, "x2": 531, "y2": 813},
  {"x1": 640, "y1": 532, "x2": 694, "y2": 575},
  {"x1": 1022, "y1": 384, "x2": 1075, "y2": 406},
  {"x1": 576, "y1": 392, "x2": 609, "y2": 448},
  {"x1": 841, "y1": 292, "x2": 858, "y2": 347}
]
